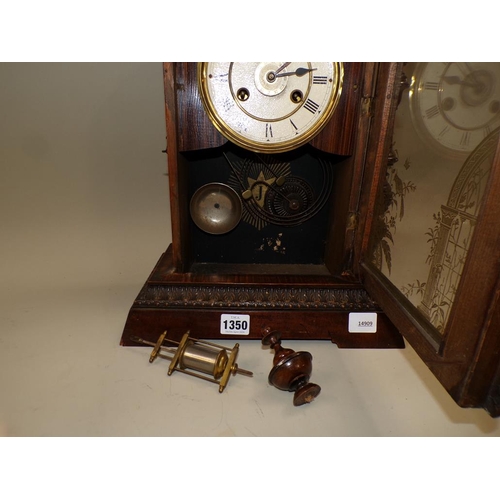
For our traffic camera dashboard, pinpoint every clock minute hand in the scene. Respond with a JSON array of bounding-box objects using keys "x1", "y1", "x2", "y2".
[
  {"x1": 275, "y1": 67, "x2": 317, "y2": 78},
  {"x1": 275, "y1": 62, "x2": 291, "y2": 75}
]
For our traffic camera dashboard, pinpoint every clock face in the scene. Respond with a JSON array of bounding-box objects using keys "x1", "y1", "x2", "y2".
[
  {"x1": 410, "y1": 62, "x2": 500, "y2": 156},
  {"x1": 198, "y1": 62, "x2": 343, "y2": 153}
]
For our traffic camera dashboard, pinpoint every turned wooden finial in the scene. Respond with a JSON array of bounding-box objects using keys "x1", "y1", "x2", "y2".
[{"x1": 262, "y1": 330, "x2": 321, "y2": 406}]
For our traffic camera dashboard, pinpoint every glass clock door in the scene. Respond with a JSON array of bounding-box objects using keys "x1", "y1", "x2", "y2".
[{"x1": 360, "y1": 62, "x2": 500, "y2": 415}]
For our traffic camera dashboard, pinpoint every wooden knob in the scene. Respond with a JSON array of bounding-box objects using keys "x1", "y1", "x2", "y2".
[
  {"x1": 262, "y1": 330, "x2": 282, "y2": 347},
  {"x1": 293, "y1": 383, "x2": 321, "y2": 406},
  {"x1": 262, "y1": 330, "x2": 321, "y2": 406}
]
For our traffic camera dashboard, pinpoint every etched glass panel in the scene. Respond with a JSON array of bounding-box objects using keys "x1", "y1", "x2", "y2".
[{"x1": 370, "y1": 62, "x2": 500, "y2": 334}]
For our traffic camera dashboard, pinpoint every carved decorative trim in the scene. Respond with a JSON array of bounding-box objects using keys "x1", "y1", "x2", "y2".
[{"x1": 133, "y1": 284, "x2": 378, "y2": 311}]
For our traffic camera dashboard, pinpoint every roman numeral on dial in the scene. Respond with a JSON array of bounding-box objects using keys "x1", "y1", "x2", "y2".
[
  {"x1": 425, "y1": 105, "x2": 440, "y2": 119},
  {"x1": 313, "y1": 76, "x2": 328, "y2": 84},
  {"x1": 424, "y1": 81, "x2": 440, "y2": 91},
  {"x1": 460, "y1": 131, "x2": 471, "y2": 146},
  {"x1": 266, "y1": 123, "x2": 273, "y2": 139},
  {"x1": 303, "y1": 99, "x2": 320, "y2": 114}
]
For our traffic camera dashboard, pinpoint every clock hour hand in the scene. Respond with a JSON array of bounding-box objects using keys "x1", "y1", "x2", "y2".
[
  {"x1": 442, "y1": 75, "x2": 478, "y2": 88},
  {"x1": 275, "y1": 67, "x2": 317, "y2": 78}
]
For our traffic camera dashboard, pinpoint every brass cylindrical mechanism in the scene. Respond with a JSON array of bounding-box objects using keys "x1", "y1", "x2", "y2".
[
  {"x1": 179, "y1": 341, "x2": 229, "y2": 379},
  {"x1": 130, "y1": 331, "x2": 253, "y2": 393}
]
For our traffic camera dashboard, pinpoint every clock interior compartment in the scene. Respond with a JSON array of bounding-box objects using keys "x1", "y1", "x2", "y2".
[{"x1": 180, "y1": 142, "x2": 353, "y2": 277}]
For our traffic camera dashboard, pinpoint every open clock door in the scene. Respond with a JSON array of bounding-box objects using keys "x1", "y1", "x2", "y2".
[{"x1": 357, "y1": 63, "x2": 500, "y2": 417}]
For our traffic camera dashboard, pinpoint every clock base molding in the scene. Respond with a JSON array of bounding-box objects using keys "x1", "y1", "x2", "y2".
[{"x1": 120, "y1": 247, "x2": 405, "y2": 348}]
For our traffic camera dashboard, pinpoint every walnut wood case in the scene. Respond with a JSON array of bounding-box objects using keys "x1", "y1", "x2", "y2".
[{"x1": 121, "y1": 62, "x2": 500, "y2": 416}]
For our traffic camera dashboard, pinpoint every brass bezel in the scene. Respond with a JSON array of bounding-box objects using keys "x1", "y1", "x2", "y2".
[{"x1": 197, "y1": 62, "x2": 344, "y2": 154}]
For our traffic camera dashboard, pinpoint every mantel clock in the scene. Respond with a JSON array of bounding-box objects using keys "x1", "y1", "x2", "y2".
[
  {"x1": 122, "y1": 62, "x2": 500, "y2": 417},
  {"x1": 121, "y1": 62, "x2": 404, "y2": 350}
]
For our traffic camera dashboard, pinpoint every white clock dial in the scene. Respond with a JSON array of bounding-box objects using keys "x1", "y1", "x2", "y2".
[
  {"x1": 411, "y1": 62, "x2": 500, "y2": 155},
  {"x1": 198, "y1": 62, "x2": 343, "y2": 153}
]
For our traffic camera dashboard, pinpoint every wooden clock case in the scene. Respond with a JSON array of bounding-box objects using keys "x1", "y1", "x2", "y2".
[
  {"x1": 121, "y1": 62, "x2": 403, "y2": 348},
  {"x1": 121, "y1": 62, "x2": 500, "y2": 416}
]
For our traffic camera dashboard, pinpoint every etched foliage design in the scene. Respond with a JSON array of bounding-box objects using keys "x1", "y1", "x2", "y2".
[
  {"x1": 418, "y1": 129, "x2": 498, "y2": 332},
  {"x1": 372, "y1": 151, "x2": 416, "y2": 275},
  {"x1": 371, "y1": 62, "x2": 498, "y2": 335}
]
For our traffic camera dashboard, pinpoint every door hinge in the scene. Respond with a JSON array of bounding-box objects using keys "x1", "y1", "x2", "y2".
[
  {"x1": 361, "y1": 95, "x2": 373, "y2": 116},
  {"x1": 346, "y1": 212, "x2": 359, "y2": 231}
]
